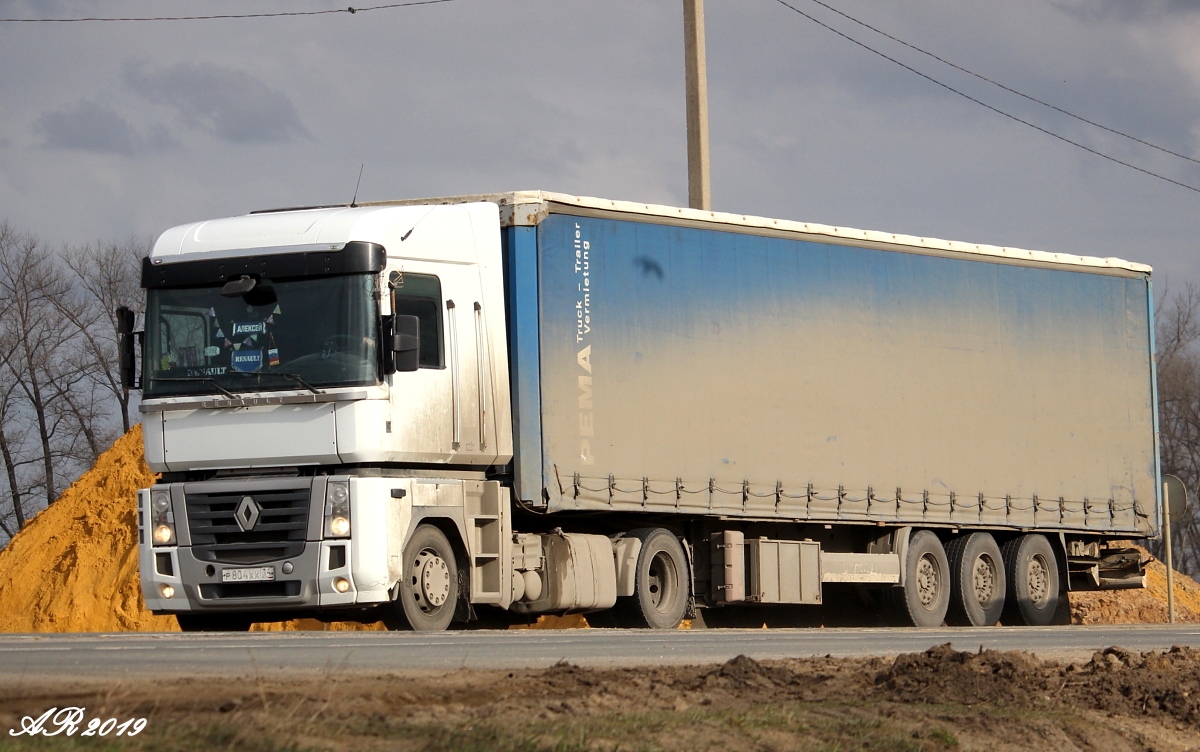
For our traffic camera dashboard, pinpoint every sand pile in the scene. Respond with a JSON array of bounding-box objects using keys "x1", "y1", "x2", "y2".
[
  {"x1": 0, "y1": 426, "x2": 176, "y2": 632},
  {"x1": 0, "y1": 429, "x2": 1197, "y2": 631}
]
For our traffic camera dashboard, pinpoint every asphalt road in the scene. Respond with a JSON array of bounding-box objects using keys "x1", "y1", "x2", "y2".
[{"x1": 2, "y1": 625, "x2": 1200, "y2": 683}]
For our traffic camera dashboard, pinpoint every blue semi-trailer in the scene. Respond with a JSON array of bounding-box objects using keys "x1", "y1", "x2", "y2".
[{"x1": 131, "y1": 191, "x2": 1157, "y2": 631}]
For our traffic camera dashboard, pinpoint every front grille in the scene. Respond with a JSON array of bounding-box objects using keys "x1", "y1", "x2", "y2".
[
  {"x1": 186, "y1": 487, "x2": 310, "y2": 564},
  {"x1": 199, "y1": 581, "x2": 302, "y2": 600}
]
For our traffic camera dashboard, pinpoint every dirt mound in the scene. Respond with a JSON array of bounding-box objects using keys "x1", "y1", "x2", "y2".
[
  {"x1": 875, "y1": 643, "x2": 1049, "y2": 703},
  {"x1": 685, "y1": 644, "x2": 1200, "y2": 729},
  {"x1": 865, "y1": 642, "x2": 1200, "y2": 727},
  {"x1": 701, "y1": 654, "x2": 799, "y2": 689},
  {"x1": 0, "y1": 426, "x2": 175, "y2": 632}
]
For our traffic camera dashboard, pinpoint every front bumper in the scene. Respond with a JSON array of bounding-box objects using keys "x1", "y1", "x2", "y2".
[{"x1": 139, "y1": 539, "x2": 364, "y2": 613}]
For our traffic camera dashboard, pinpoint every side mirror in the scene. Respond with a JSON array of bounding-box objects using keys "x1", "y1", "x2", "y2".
[
  {"x1": 392, "y1": 314, "x2": 420, "y2": 373},
  {"x1": 116, "y1": 306, "x2": 140, "y2": 389}
]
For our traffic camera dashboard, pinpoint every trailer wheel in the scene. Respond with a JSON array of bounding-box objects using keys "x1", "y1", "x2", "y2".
[
  {"x1": 382, "y1": 524, "x2": 459, "y2": 631},
  {"x1": 1001, "y1": 534, "x2": 1060, "y2": 626},
  {"x1": 175, "y1": 614, "x2": 252, "y2": 632},
  {"x1": 883, "y1": 530, "x2": 950, "y2": 627},
  {"x1": 604, "y1": 528, "x2": 690, "y2": 629},
  {"x1": 944, "y1": 532, "x2": 1006, "y2": 627}
]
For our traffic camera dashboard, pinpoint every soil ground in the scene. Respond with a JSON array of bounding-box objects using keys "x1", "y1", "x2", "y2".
[{"x1": 2, "y1": 643, "x2": 1199, "y2": 751}]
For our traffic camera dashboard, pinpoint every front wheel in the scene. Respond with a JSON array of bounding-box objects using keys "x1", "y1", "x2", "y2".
[{"x1": 382, "y1": 525, "x2": 459, "y2": 631}]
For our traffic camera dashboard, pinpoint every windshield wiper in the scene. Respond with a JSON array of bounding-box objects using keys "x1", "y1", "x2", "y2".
[
  {"x1": 273, "y1": 373, "x2": 323, "y2": 395},
  {"x1": 149, "y1": 376, "x2": 237, "y2": 399},
  {"x1": 225, "y1": 370, "x2": 323, "y2": 395}
]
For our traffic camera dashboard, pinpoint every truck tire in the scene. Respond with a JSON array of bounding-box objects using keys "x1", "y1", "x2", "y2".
[
  {"x1": 602, "y1": 528, "x2": 690, "y2": 629},
  {"x1": 1000, "y1": 533, "x2": 1060, "y2": 626},
  {"x1": 175, "y1": 614, "x2": 252, "y2": 632},
  {"x1": 883, "y1": 530, "x2": 950, "y2": 627},
  {"x1": 944, "y1": 532, "x2": 1006, "y2": 627},
  {"x1": 382, "y1": 524, "x2": 459, "y2": 631}
]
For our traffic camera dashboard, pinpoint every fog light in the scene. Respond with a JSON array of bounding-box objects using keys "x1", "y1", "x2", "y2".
[
  {"x1": 153, "y1": 524, "x2": 175, "y2": 545},
  {"x1": 159, "y1": 584, "x2": 175, "y2": 599},
  {"x1": 333, "y1": 577, "x2": 350, "y2": 593},
  {"x1": 329, "y1": 516, "x2": 350, "y2": 537}
]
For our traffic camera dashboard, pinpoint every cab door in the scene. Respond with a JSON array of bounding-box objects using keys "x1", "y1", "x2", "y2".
[{"x1": 388, "y1": 263, "x2": 494, "y2": 465}]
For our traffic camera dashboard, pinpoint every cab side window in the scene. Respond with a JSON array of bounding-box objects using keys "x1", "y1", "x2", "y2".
[{"x1": 392, "y1": 273, "x2": 444, "y2": 368}]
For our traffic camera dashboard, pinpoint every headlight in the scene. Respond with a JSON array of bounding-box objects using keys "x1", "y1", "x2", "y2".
[
  {"x1": 151, "y1": 490, "x2": 171, "y2": 513},
  {"x1": 324, "y1": 480, "x2": 351, "y2": 538},
  {"x1": 328, "y1": 483, "x2": 349, "y2": 505},
  {"x1": 150, "y1": 488, "x2": 176, "y2": 546}
]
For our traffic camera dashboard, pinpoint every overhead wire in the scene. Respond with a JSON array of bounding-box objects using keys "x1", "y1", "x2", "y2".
[
  {"x1": 0, "y1": 1, "x2": 455, "y2": 23},
  {"x1": 771, "y1": 0, "x2": 1200, "y2": 194},
  {"x1": 802, "y1": 0, "x2": 1200, "y2": 167}
]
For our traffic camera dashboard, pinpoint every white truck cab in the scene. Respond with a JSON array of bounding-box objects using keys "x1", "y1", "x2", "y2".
[{"x1": 136, "y1": 203, "x2": 517, "y2": 630}]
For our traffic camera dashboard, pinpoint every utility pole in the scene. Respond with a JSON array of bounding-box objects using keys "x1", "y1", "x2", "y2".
[
  {"x1": 1165, "y1": 479, "x2": 1177, "y2": 624},
  {"x1": 1162, "y1": 474, "x2": 1188, "y2": 625},
  {"x1": 683, "y1": 0, "x2": 711, "y2": 211}
]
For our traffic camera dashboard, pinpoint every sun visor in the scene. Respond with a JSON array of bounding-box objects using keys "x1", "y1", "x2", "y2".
[{"x1": 141, "y1": 242, "x2": 386, "y2": 288}]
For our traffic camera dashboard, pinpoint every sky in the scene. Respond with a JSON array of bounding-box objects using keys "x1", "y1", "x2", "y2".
[{"x1": 2, "y1": 0, "x2": 1199, "y2": 289}]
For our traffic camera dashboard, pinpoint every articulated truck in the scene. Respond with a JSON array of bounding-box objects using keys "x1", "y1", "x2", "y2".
[{"x1": 129, "y1": 191, "x2": 1159, "y2": 631}]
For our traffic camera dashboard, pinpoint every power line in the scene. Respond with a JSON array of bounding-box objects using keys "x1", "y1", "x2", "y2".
[
  {"x1": 771, "y1": 0, "x2": 1200, "y2": 195},
  {"x1": 0, "y1": 1, "x2": 455, "y2": 23},
  {"x1": 804, "y1": 0, "x2": 1200, "y2": 167}
]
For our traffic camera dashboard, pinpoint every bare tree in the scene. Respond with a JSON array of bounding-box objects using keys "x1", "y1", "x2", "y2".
[
  {"x1": 0, "y1": 227, "x2": 82, "y2": 506},
  {"x1": 0, "y1": 225, "x2": 146, "y2": 544},
  {"x1": 59, "y1": 238, "x2": 146, "y2": 434}
]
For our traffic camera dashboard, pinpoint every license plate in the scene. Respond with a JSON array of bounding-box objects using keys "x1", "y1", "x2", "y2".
[{"x1": 221, "y1": 566, "x2": 275, "y2": 583}]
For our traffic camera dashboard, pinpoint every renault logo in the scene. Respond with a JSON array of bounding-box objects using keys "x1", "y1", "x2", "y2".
[{"x1": 235, "y1": 496, "x2": 261, "y2": 531}]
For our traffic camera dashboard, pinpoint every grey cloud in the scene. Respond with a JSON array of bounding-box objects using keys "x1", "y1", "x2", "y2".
[
  {"x1": 1054, "y1": 0, "x2": 1200, "y2": 22},
  {"x1": 34, "y1": 99, "x2": 159, "y2": 155},
  {"x1": 124, "y1": 61, "x2": 307, "y2": 144}
]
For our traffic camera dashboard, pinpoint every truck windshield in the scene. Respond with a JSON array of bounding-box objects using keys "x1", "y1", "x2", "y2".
[{"x1": 143, "y1": 273, "x2": 379, "y2": 398}]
